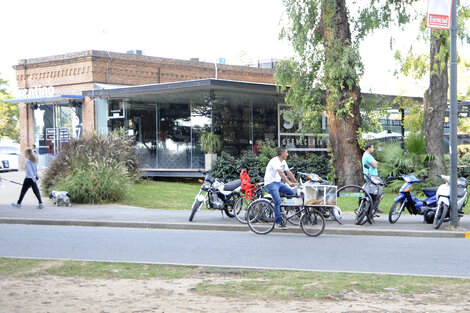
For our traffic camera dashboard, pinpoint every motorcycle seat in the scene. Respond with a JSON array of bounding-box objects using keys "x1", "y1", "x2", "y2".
[
  {"x1": 224, "y1": 179, "x2": 241, "y2": 191},
  {"x1": 422, "y1": 187, "x2": 438, "y2": 195}
]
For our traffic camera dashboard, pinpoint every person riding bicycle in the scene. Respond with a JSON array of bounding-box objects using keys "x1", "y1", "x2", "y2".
[
  {"x1": 264, "y1": 147, "x2": 299, "y2": 229},
  {"x1": 362, "y1": 143, "x2": 383, "y2": 213}
]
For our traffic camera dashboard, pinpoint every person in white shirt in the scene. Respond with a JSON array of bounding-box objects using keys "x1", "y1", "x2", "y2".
[{"x1": 264, "y1": 147, "x2": 299, "y2": 228}]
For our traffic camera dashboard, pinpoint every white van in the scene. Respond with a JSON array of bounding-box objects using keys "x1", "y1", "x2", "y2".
[{"x1": 0, "y1": 145, "x2": 20, "y2": 171}]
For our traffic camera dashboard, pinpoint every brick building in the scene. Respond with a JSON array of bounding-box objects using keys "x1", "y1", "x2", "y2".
[{"x1": 7, "y1": 50, "x2": 307, "y2": 175}]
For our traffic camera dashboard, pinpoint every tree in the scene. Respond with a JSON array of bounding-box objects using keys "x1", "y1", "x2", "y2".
[
  {"x1": 0, "y1": 74, "x2": 19, "y2": 141},
  {"x1": 276, "y1": 0, "x2": 415, "y2": 186},
  {"x1": 395, "y1": 5, "x2": 470, "y2": 177}
]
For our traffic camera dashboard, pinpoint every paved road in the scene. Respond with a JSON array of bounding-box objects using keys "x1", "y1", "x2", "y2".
[{"x1": 2, "y1": 224, "x2": 470, "y2": 278}]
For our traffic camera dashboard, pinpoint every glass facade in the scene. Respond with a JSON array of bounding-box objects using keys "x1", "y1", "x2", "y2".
[
  {"x1": 103, "y1": 90, "x2": 282, "y2": 169},
  {"x1": 33, "y1": 102, "x2": 83, "y2": 168}
]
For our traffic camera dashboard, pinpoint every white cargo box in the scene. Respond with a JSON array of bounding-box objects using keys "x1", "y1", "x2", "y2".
[{"x1": 304, "y1": 184, "x2": 337, "y2": 206}]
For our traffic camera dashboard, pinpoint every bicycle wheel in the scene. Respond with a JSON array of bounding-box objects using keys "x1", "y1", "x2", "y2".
[
  {"x1": 284, "y1": 206, "x2": 302, "y2": 226},
  {"x1": 433, "y1": 202, "x2": 448, "y2": 229},
  {"x1": 233, "y1": 197, "x2": 251, "y2": 224},
  {"x1": 388, "y1": 200, "x2": 405, "y2": 223},
  {"x1": 300, "y1": 210, "x2": 325, "y2": 237},
  {"x1": 246, "y1": 199, "x2": 275, "y2": 235},
  {"x1": 355, "y1": 198, "x2": 369, "y2": 225}
]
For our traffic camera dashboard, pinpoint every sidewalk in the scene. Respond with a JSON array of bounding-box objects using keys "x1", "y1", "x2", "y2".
[{"x1": 1, "y1": 171, "x2": 469, "y2": 238}]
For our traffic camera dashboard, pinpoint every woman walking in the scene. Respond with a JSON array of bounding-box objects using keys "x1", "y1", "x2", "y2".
[{"x1": 11, "y1": 148, "x2": 44, "y2": 209}]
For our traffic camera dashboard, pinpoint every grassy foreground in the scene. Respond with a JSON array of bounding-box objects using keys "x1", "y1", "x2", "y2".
[
  {"x1": 1, "y1": 258, "x2": 469, "y2": 300},
  {"x1": 121, "y1": 179, "x2": 397, "y2": 213}
]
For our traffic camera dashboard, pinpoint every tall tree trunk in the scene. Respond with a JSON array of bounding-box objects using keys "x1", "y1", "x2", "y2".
[
  {"x1": 321, "y1": 0, "x2": 363, "y2": 186},
  {"x1": 327, "y1": 91, "x2": 363, "y2": 187},
  {"x1": 423, "y1": 30, "x2": 448, "y2": 177}
]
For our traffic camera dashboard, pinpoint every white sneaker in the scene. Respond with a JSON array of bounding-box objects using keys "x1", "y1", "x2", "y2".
[
  {"x1": 11, "y1": 202, "x2": 21, "y2": 208},
  {"x1": 37, "y1": 204, "x2": 44, "y2": 209}
]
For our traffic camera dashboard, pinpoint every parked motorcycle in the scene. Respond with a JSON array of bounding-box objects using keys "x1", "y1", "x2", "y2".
[
  {"x1": 355, "y1": 164, "x2": 386, "y2": 225},
  {"x1": 189, "y1": 172, "x2": 242, "y2": 222},
  {"x1": 430, "y1": 175, "x2": 468, "y2": 229},
  {"x1": 388, "y1": 174, "x2": 437, "y2": 223}
]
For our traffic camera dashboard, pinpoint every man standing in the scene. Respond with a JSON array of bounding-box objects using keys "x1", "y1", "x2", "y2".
[
  {"x1": 264, "y1": 147, "x2": 299, "y2": 228},
  {"x1": 362, "y1": 143, "x2": 382, "y2": 213}
]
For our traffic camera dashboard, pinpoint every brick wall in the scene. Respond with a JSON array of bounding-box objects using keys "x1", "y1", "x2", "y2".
[
  {"x1": 12, "y1": 50, "x2": 276, "y2": 169},
  {"x1": 14, "y1": 50, "x2": 275, "y2": 91}
]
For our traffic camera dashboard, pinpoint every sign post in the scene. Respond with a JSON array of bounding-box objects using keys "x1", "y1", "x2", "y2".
[{"x1": 427, "y1": 0, "x2": 458, "y2": 227}]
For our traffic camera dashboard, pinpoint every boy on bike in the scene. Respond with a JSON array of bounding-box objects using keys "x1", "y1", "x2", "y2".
[{"x1": 264, "y1": 147, "x2": 299, "y2": 229}]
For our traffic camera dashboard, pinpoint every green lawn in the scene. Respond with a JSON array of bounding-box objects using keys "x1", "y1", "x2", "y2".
[
  {"x1": 121, "y1": 179, "x2": 400, "y2": 213},
  {"x1": 337, "y1": 190, "x2": 396, "y2": 213},
  {"x1": 121, "y1": 179, "x2": 201, "y2": 210}
]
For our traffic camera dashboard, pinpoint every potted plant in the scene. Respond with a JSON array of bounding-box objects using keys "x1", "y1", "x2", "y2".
[{"x1": 200, "y1": 131, "x2": 221, "y2": 170}]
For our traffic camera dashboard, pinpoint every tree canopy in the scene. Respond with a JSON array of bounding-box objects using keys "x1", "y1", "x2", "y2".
[{"x1": 0, "y1": 74, "x2": 19, "y2": 141}]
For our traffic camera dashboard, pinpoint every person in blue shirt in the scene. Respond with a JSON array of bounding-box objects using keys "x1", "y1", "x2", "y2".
[
  {"x1": 362, "y1": 143, "x2": 382, "y2": 213},
  {"x1": 11, "y1": 148, "x2": 44, "y2": 209}
]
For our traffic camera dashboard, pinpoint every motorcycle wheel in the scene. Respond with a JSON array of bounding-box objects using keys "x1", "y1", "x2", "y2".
[
  {"x1": 355, "y1": 198, "x2": 369, "y2": 225},
  {"x1": 331, "y1": 206, "x2": 343, "y2": 225},
  {"x1": 433, "y1": 202, "x2": 448, "y2": 229},
  {"x1": 223, "y1": 193, "x2": 240, "y2": 218},
  {"x1": 233, "y1": 197, "x2": 250, "y2": 224},
  {"x1": 189, "y1": 198, "x2": 203, "y2": 222},
  {"x1": 389, "y1": 200, "x2": 405, "y2": 224}
]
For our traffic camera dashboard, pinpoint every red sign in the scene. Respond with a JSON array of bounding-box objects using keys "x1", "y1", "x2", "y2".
[{"x1": 426, "y1": 0, "x2": 453, "y2": 29}]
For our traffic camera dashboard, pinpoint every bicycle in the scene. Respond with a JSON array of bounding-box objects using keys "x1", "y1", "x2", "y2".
[{"x1": 246, "y1": 181, "x2": 330, "y2": 237}]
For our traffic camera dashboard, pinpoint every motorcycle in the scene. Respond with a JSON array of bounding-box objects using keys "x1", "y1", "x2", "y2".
[
  {"x1": 189, "y1": 172, "x2": 242, "y2": 221},
  {"x1": 355, "y1": 164, "x2": 386, "y2": 225},
  {"x1": 388, "y1": 174, "x2": 437, "y2": 223},
  {"x1": 430, "y1": 175, "x2": 468, "y2": 229}
]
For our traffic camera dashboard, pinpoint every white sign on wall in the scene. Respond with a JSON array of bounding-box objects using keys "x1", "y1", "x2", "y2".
[
  {"x1": 17, "y1": 86, "x2": 55, "y2": 99},
  {"x1": 426, "y1": 0, "x2": 453, "y2": 29}
]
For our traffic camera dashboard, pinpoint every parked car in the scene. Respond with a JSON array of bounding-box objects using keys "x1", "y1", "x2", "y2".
[{"x1": 0, "y1": 145, "x2": 20, "y2": 171}]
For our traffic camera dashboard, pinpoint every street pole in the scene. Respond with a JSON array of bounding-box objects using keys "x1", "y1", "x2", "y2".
[{"x1": 449, "y1": 0, "x2": 458, "y2": 227}]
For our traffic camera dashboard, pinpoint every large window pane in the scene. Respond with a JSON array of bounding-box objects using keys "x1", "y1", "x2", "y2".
[{"x1": 157, "y1": 96, "x2": 191, "y2": 168}]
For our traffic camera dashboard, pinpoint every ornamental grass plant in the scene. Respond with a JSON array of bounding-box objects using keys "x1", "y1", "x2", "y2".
[{"x1": 42, "y1": 130, "x2": 140, "y2": 204}]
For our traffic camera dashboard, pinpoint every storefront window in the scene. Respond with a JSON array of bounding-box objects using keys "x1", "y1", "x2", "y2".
[
  {"x1": 126, "y1": 99, "x2": 157, "y2": 168},
  {"x1": 33, "y1": 102, "x2": 82, "y2": 168},
  {"x1": 191, "y1": 91, "x2": 212, "y2": 168},
  {"x1": 157, "y1": 96, "x2": 191, "y2": 169}
]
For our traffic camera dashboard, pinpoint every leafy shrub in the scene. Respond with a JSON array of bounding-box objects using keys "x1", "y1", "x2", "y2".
[
  {"x1": 211, "y1": 149, "x2": 330, "y2": 182},
  {"x1": 42, "y1": 130, "x2": 140, "y2": 203},
  {"x1": 54, "y1": 160, "x2": 131, "y2": 204}
]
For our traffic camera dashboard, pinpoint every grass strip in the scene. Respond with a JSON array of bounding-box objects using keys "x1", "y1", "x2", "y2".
[{"x1": 2, "y1": 258, "x2": 469, "y2": 300}]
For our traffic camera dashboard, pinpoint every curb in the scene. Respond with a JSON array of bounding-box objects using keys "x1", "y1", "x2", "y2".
[{"x1": 0, "y1": 218, "x2": 467, "y2": 238}]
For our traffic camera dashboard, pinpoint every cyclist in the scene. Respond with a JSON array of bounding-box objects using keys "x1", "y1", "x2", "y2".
[{"x1": 264, "y1": 147, "x2": 299, "y2": 229}]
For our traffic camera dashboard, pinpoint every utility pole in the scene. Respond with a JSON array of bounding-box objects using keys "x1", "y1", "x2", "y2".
[{"x1": 449, "y1": 0, "x2": 459, "y2": 227}]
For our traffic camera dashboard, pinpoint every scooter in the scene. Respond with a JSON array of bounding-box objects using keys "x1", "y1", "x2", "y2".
[
  {"x1": 189, "y1": 172, "x2": 242, "y2": 222},
  {"x1": 355, "y1": 164, "x2": 386, "y2": 225},
  {"x1": 388, "y1": 174, "x2": 437, "y2": 223},
  {"x1": 430, "y1": 175, "x2": 468, "y2": 229}
]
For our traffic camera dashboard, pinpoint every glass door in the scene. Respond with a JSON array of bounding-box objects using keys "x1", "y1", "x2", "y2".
[{"x1": 33, "y1": 102, "x2": 82, "y2": 168}]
